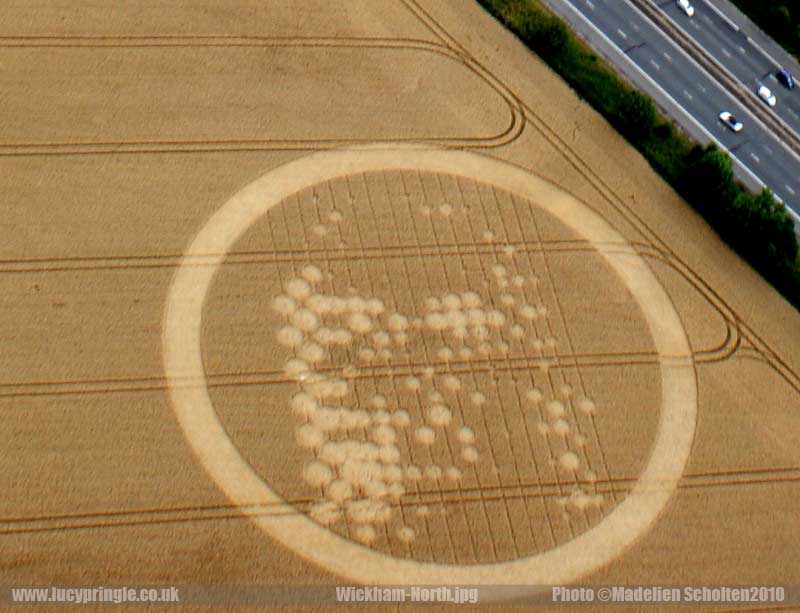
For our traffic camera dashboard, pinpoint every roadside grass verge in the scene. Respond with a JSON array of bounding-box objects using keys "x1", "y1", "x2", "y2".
[{"x1": 478, "y1": 0, "x2": 800, "y2": 307}]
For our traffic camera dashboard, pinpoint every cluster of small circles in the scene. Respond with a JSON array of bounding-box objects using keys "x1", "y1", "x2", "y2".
[
  {"x1": 274, "y1": 266, "x2": 484, "y2": 546},
  {"x1": 308, "y1": 198, "x2": 344, "y2": 238},
  {"x1": 424, "y1": 292, "x2": 505, "y2": 340},
  {"x1": 274, "y1": 268, "x2": 416, "y2": 375},
  {"x1": 298, "y1": 390, "x2": 441, "y2": 542},
  {"x1": 557, "y1": 487, "x2": 605, "y2": 513},
  {"x1": 409, "y1": 401, "x2": 480, "y2": 465},
  {"x1": 488, "y1": 263, "x2": 558, "y2": 354},
  {"x1": 401, "y1": 369, "x2": 481, "y2": 465},
  {"x1": 418, "y1": 202, "x2": 457, "y2": 218},
  {"x1": 422, "y1": 290, "x2": 524, "y2": 360},
  {"x1": 527, "y1": 385, "x2": 603, "y2": 513},
  {"x1": 275, "y1": 256, "x2": 607, "y2": 535}
]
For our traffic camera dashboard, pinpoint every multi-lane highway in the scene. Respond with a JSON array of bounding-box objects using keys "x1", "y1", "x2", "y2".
[
  {"x1": 665, "y1": 0, "x2": 800, "y2": 140},
  {"x1": 541, "y1": 0, "x2": 800, "y2": 219}
]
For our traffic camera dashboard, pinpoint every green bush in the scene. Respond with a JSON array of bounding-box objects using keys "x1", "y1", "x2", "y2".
[
  {"x1": 525, "y1": 13, "x2": 569, "y2": 55},
  {"x1": 731, "y1": 1, "x2": 799, "y2": 59},
  {"x1": 617, "y1": 90, "x2": 658, "y2": 141},
  {"x1": 478, "y1": 0, "x2": 800, "y2": 307},
  {"x1": 679, "y1": 144, "x2": 735, "y2": 215}
]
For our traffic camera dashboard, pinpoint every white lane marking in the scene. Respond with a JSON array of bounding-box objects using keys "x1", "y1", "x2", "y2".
[
  {"x1": 701, "y1": 15, "x2": 712, "y2": 24},
  {"x1": 704, "y1": 0, "x2": 741, "y2": 32},
  {"x1": 787, "y1": 108, "x2": 799, "y2": 119},
  {"x1": 721, "y1": 48, "x2": 732, "y2": 58},
  {"x1": 738, "y1": 46, "x2": 746, "y2": 54},
  {"x1": 617, "y1": 28, "x2": 627, "y2": 40},
  {"x1": 682, "y1": 89, "x2": 693, "y2": 100},
  {"x1": 649, "y1": 58, "x2": 660, "y2": 70},
  {"x1": 585, "y1": 0, "x2": 594, "y2": 9},
  {"x1": 786, "y1": 185, "x2": 797, "y2": 196},
  {"x1": 764, "y1": 145, "x2": 773, "y2": 155},
  {"x1": 663, "y1": 51, "x2": 672, "y2": 62},
  {"x1": 690, "y1": 20, "x2": 700, "y2": 29},
  {"x1": 748, "y1": 152, "x2": 760, "y2": 163},
  {"x1": 698, "y1": 84, "x2": 706, "y2": 93}
]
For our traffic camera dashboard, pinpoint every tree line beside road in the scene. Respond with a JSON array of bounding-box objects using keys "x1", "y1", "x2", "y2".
[{"x1": 731, "y1": 1, "x2": 800, "y2": 60}]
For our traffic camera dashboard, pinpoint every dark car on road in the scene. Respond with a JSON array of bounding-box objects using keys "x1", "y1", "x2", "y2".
[{"x1": 777, "y1": 69, "x2": 795, "y2": 90}]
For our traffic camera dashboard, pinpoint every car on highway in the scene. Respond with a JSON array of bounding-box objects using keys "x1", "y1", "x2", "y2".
[
  {"x1": 719, "y1": 111, "x2": 743, "y2": 132},
  {"x1": 676, "y1": 0, "x2": 695, "y2": 17},
  {"x1": 776, "y1": 69, "x2": 795, "y2": 90},
  {"x1": 758, "y1": 85, "x2": 777, "y2": 107}
]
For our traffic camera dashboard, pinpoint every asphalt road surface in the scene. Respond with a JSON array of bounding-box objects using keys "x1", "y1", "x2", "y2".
[
  {"x1": 551, "y1": 0, "x2": 800, "y2": 216},
  {"x1": 663, "y1": 0, "x2": 800, "y2": 141}
]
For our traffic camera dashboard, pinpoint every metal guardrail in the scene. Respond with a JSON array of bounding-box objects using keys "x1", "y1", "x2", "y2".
[{"x1": 629, "y1": 0, "x2": 800, "y2": 161}]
